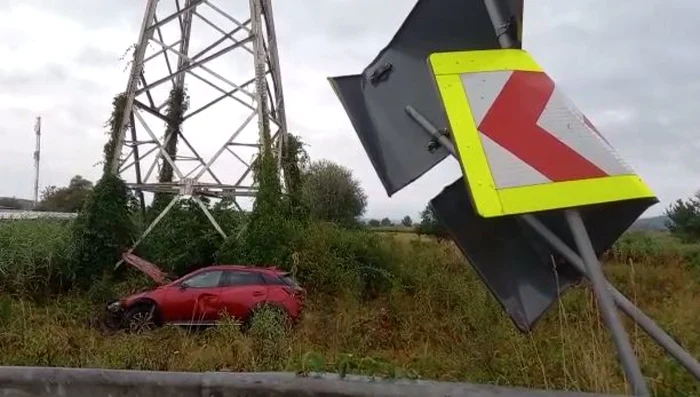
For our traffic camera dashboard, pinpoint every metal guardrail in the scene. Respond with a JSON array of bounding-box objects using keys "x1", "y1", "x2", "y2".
[{"x1": 0, "y1": 367, "x2": 622, "y2": 397}]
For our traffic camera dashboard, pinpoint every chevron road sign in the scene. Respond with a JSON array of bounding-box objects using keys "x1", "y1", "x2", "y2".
[{"x1": 429, "y1": 49, "x2": 655, "y2": 218}]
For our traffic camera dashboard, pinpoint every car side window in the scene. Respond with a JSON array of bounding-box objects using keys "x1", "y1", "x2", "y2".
[
  {"x1": 220, "y1": 271, "x2": 263, "y2": 287},
  {"x1": 182, "y1": 270, "x2": 222, "y2": 288},
  {"x1": 260, "y1": 273, "x2": 285, "y2": 286}
]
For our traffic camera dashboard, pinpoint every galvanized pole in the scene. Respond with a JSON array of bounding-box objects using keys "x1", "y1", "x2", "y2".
[
  {"x1": 565, "y1": 210, "x2": 649, "y2": 396},
  {"x1": 520, "y1": 213, "x2": 700, "y2": 381},
  {"x1": 483, "y1": 0, "x2": 517, "y2": 48},
  {"x1": 405, "y1": 105, "x2": 697, "y2": 388},
  {"x1": 481, "y1": 2, "x2": 650, "y2": 393}
]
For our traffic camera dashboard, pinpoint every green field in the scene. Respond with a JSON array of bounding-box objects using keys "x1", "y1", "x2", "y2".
[{"x1": 0, "y1": 220, "x2": 699, "y2": 396}]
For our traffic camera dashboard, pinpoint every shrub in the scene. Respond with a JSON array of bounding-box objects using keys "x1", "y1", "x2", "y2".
[
  {"x1": 293, "y1": 222, "x2": 398, "y2": 300},
  {"x1": 140, "y1": 198, "x2": 243, "y2": 276},
  {"x1": 70, "y1": 173, "x2": 135, "y2": 287},
  {"x1": 218, "y1": 121, "x2": 304, "y2": 266},
  {"x1": 248, "y1": 305, "x2": 288, "y2": 369}
]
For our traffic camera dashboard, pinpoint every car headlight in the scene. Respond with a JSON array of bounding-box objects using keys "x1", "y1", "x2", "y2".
[{"x1": 107, "y1": 301, "x2": 121, "y2": 312}]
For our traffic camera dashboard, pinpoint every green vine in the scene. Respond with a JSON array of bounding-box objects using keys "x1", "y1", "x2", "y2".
[
  {"x1": 152, "y1": 87, "x2": 189, "y2": 210},
  {"x1": 70, "y1": 91, "x2": 136, "y2": 288},
  {"x1": 102, "y1": 93, "x2": 128, "y2": 174},
  {"x1": 159, "y1": 87, "x2": 189, "y2": 184},
  {"x1": 217, "y1": 125, "x2": 302, "y2": 265},
  {"x1": 281, "y1": 134, "x2": 309, "y2": 210}
]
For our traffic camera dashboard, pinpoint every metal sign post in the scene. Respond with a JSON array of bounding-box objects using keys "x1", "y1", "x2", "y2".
[
  {"x1": 328, "y1": 1, "x2": 699, "y2": 394},
  {"x1": 406, "y1": 105, "x2": 700, "y2": 391}
]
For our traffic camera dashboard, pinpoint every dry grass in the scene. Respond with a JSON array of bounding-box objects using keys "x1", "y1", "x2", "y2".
[{"x1": 0, "y1": 232, "x2": 698, "y2": 395}]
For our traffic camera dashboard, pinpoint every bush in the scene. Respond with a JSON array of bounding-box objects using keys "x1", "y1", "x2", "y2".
[
  {"x1": 218, "y1": 121, "x2": 305, "y2": 267},
  {"x1": 606, "y1": 231, "x2": 700, "y2": 271},
  {"x1": 217, "y1": 216, "x2": 303, "y2": 268},
  {"x1": 140, "y1": 198, "x2": 244, "y2": 276},
  {"x1": 0, "y1": 219, "x2": 73, "y2": 298},
  {"x1": 293, "y1": 222, "x2": 398, "y2": 300},
  {"x1": 248, "y1": 305, "x2": 288, "y2": 369},
  {"x1": 70, "y1": 173, "x2": 135, "y2": 287}
]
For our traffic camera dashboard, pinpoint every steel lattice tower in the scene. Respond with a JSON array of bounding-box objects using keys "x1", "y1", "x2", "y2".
[{"x1": 110, "y1": 0, "x2": 287, "y2": 240}]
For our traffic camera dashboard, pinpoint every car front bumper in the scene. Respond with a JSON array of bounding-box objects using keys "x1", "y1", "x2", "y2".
[{"x1": 104, "y1": 300, "x2": 125, "y2": 329}]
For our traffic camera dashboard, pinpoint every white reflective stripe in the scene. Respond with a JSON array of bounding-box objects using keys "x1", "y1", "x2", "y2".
[
  {"x1": 556, "y1": 92, "x2": 635, "y2": 173},
  {"x1": 460, "y1": 71, "x2": 512, "y2": 126},
  {"x1": 537, "y1": 89, "x2": 634, "y2": 176},
  {"x1": 480, "y1": 132, "x2": 551, "y2": 189}
]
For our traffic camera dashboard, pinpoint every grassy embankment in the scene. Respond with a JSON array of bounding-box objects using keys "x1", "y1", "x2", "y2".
[{"x1": 0, "y1": 219, "x2": 699, "y2": 396}]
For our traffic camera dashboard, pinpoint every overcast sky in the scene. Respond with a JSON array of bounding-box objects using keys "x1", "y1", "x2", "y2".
[{"x1": 0, "y1": 0, "x2": 698, "y2": 220}]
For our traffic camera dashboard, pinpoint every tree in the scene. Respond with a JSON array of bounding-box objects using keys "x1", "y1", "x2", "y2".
[
  {"x1": 301, "y1": 159, "x2": 367, "y2": 226},
  {"x1": 401, "y1": 215, "x2": 413, "y2": 227},
  {"x1": 37, "y1": 175, "x2": 94, "y2": 212},
  {"x1": 368, "y1": 219, "x2": 381, "y2": 227},
  {"x1": 380, "y1": 217, "x2": 392, "y2": 227},
  {"x1": 666, "y1": 191, "x2": 700, "y2": 242},
  {"x1": 416, "y1": 204, "x2": 449, "y2": 241}
]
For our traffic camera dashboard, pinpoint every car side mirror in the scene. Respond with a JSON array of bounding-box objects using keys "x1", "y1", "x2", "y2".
[{"x1": 179, "y1": 282, "x2": 189, "y2": 290}]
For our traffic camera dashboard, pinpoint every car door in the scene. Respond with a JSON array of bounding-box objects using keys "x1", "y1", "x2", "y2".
[
  {"x1": 217, "y1": 271, "x2": 268, "y2": 320},
  {"x1": 161, "y1": 270, "x2": 223, "y2": 324}
]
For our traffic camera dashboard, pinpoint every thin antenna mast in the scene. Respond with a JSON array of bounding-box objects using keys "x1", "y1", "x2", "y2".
[{"x1": 33, "y1": 116, "x2": 41, "y2": 208}]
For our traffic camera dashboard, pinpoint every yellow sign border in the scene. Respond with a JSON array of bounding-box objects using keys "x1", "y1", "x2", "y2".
[{"x1": 428, "y1": 49, "x2": 655, "y2": 218}]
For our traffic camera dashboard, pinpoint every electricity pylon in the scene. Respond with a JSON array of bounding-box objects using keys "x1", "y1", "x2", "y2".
[{"x1": 110, "y1": 0, "x2": 287, "y2": 245}]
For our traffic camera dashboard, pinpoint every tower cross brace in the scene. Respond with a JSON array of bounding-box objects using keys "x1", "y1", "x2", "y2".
[{"x1": 110, "y1": 0, "x2": 288, "y2": 247}]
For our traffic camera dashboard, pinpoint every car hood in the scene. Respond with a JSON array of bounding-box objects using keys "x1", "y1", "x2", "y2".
[{"x1": 121, "y1": 253, "x2": 169, "y2": 285}]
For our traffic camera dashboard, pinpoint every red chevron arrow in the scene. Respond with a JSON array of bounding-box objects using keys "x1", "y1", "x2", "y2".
[{"x1": 479, "y1": 71, "x2": 608, "y2": 182}]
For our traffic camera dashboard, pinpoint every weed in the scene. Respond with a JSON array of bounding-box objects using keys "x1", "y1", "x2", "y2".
[
  {"x1": 1, "y1": 219, "x2": 699, "y2": 395},
  {"x1": 0, "y1": 219, "x2": 73, "y2": 298}
]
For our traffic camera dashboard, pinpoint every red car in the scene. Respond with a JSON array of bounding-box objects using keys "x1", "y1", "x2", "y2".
[{"x1": 106, "y1": 254, "x2": 305, "y2": 332}]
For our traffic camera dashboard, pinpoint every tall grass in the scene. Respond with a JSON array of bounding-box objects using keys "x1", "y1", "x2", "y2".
[
  {"x1": 0, "y1": 220, "x2": 74, "y2": 298},
  {"x1": 0, "y1": 221, "x2": 699, "y2": 395}
]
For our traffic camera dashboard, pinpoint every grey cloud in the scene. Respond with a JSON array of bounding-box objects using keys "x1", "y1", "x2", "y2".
[
  {"x1": 0, "y1": 64, "x2": 108, "y2": 98},
  {"x1": 75, "y1": 47, "x2": 121, "y2": 67},
  {"x1": 521, "y1": 0, "x2": 700, "y2": 213},
  {"x1": 24, "y1": 0, "x2": 139, "y2": 29},
  {"x1": 1, "y1": 0, "x2": 699, "y2": 218}
]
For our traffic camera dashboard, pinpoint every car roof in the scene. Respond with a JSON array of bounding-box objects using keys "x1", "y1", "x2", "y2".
[{"x1": 195, "y1": 265, "x2": 285, "y2": 274}]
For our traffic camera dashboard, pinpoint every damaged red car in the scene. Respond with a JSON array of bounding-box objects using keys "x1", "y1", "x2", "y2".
[{"x1": 106, "y1": 254, "x2": 305, "y2": 332}]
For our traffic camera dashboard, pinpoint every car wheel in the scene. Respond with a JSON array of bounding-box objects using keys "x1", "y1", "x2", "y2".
[{"x1": 124, "y1": 304, "x2": 157, "y2": 333}]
